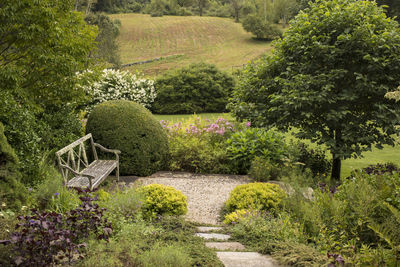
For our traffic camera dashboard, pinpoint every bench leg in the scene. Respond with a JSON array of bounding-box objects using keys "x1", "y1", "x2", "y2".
[{"x1": 116, "y1": 164, "x2": 120, "y2": 182}]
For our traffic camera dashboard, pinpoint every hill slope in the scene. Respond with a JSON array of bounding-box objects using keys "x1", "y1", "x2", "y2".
[{"x1": 110, "y1": 13, "x2": 273, "y2": 76}]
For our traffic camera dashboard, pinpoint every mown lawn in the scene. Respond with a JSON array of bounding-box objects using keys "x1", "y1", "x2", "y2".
[
  {"x1": 110, "y1": 13, "x2": 273, "y2": 76},
  {"x1": 154, "y1": 112, "x2": 400, "y2": 178}
]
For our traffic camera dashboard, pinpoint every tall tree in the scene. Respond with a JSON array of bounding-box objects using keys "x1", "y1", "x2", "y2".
[
  {"x1": 230, "y1": 0, "x2": 244, "y2": 22},
  {"x1": 0, "y1": 0, "x2": 97, "y2": 110},
  {"x1": 230, "y1": 0, "x2": 400, "y2": 180},
  {"x1": 85, "y1": 13, "x2": 121, "y2": 66}
]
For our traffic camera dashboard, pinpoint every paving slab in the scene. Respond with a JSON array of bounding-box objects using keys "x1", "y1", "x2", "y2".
[
  {"x1": 197, "y1": 226, "x2": 223, "y2": 232},
  {"x1": 216, "y1": 252, "x2": 279, "y2": 267},
  {"x1": 195, "y1": 233, "x2": 231, "y2": 240},
  {"x1": 205, "y1": 242, "x2": 246, "y2": 251}
]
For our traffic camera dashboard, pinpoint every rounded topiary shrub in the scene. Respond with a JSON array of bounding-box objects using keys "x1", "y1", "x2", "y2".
[
  {"x1": 225, "y1": 182, "x2": 286, "y2": 215},
  {"x1": 152, "y1": 62, "x2": 235, "y2": 114},
  {"x1": 139, "y1": 184, "x2": 188, "y2": 219},
  {"x1": 86, "y1": 100, "x2": 169, "y2": 176}
]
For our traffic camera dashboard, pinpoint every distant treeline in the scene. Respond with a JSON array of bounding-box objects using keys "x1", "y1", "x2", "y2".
[{"x1": 75, "y1": 0, "x2": 399, "y2": 22}]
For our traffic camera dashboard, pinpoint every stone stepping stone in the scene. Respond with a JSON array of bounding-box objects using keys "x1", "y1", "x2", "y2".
[
  {"x1": 216, "y1": 252, "x2": 279, "y2": 267},
  {"x1": 195, "y1": 233, "x2": 231, "y2": 240},
  {"x1": 197, "y1": 226, "x2": 223, "y2": 232},
  {"x1": 205, "y1": 242, "x2": 246, "y2": 251}
]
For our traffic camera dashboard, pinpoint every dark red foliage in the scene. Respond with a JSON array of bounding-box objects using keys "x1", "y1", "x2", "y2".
[{"x1": 0, "y1": 188, "x2": 112, "y2": 266}]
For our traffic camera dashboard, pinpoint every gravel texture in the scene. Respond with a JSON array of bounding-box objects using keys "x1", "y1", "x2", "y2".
[{"x1": 132, "y1": 171, "x2": 251, "y2": 225}]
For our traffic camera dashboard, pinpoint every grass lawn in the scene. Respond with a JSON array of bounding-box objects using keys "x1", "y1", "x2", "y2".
[
  {"x1": 154, "y1": 112, "x2": 232, "y2": 122},
  {"x1": 110, "y1": 13, "x2": 273, "y2": 77}
]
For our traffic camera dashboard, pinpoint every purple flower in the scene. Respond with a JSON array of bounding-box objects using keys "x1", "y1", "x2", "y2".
[{"x1": 54, "y1": 193, "x2": 60, "y2": 196}]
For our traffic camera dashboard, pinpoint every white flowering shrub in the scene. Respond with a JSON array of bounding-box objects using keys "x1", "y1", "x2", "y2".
[{"x1": 80, "y1": 69, "x2": 156, "y2": 112}]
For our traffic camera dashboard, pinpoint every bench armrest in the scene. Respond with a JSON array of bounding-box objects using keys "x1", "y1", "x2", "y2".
[{"x1": 94, "y1": 143, "x2": 121, "y2": 155}]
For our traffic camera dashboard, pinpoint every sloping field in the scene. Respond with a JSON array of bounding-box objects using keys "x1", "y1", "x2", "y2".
[{"x1": 110, "y1": 13, "x2": 273, "y2": 76}]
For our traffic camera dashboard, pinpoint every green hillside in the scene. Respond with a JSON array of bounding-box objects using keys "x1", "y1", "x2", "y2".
[{"x1": 110, "y1": 13, "x2": 274, "y2": 76}]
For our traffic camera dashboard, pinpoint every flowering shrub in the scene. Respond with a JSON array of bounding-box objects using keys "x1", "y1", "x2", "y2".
[
  {"x1": 161, "y1": 116, "x2": 248, "y2": 173},
  {"x1": 78, "y1": 69, "x2": 156, "y2": 113}
]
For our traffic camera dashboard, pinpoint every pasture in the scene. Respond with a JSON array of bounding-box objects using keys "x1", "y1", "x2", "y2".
[{"x1": 110, "y1": 13, "x2": 273, "y2": 76}]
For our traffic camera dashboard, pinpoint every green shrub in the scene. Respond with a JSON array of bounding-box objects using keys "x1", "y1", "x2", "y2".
[
  {"x1": 139, "y1": 243, "x2": 192, "y2": 267},
  {"x1": 242, "y1": 14, "x2": 282, "y2": 40},
  {"x1": 86, "y1": 100, "x2": 169, "y2": 176},
  {"x1": 0, "y1": 122, "x2": 27, "y2": 210},
  {"x1": 153, "y1": 62, "x2": 235, "y2": 114},
  {"x1": 48, "y1": 187, "x2": 81, "y2": 213},
  {"x1": 29, "y1": 157, "x2": 65, "y2": 210},
  {"x1": 225, "y1": 182, "x2": 286, "y2": 214},
  {"x1": 226, "y1": 128, "x2": 288, "y2": 174},
  {"x1": 139, "y1": 184, "x2": 188, "y2": 219},
  {"x1": 249, "y1": 157, "x2": 282, "y2": 182},
  {"x1": 224, "y1": 209, "x2": 259, "y2": 225},
  {"x1": 289, "y1": 141, "x2": 332, "y2": 177}
]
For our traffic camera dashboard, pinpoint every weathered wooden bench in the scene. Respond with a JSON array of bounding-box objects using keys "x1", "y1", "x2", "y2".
[{"x1": 56, "y1": 133, "x2": 120, "y2": 190}]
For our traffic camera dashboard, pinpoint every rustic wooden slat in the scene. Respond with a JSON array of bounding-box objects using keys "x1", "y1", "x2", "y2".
[
  {"x1": 55, "y1": 134, "x2": 92, "y2": 156},
  {"x1": 81, "y1": 143, "x2": 89, "y2": 168}
]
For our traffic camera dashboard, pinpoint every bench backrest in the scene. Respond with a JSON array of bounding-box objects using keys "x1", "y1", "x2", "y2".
[{"x1": 55, "y1": 133, "x2": 98, "y2": 182}]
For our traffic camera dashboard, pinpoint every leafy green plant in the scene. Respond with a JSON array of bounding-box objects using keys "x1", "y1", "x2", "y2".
[
  {"x1": 225, "y1": 182, "x2": 287, "y2": 214},
  {"x1": 86, "y1": 100, "x2": 169, "y2": 176},
  {"x1": 139, "y1": 184, "x2": 188, "y2": 219},
  {"x1": 248, "y1": 156, "x2": 282, "y2": 182},
  {"x1": 289, "y1": 141, "x2": 332, "y2": 177},
  {"x1": 153, "y1": 62, "x2": 235, "y2": 114},
  {"x1": 48, "y1": 187, "x2": 81, "y2": 213},
  {"x1": 226, "y1": 128, "x2": 288, "y2": 174}
]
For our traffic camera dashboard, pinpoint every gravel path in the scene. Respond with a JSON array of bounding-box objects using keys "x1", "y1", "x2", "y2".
[{"x1": 131, "y1": 171, "x2": 251, "y2": 225}]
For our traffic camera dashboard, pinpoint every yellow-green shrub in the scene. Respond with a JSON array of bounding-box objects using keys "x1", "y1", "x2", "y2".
[
  {"x1": 139, "y1": 184, "x2": 188, "y2": 219},
  {"x1": 225, "y1": 183, "x2": 286, "y2": 215},
  {"x1": 224, "y1": 209, "x2": 261, "y2": 225}
]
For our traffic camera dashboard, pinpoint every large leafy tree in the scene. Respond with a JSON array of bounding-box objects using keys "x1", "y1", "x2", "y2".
[
  {"x1": 0, "y1": 0, "x2": 97, "y2": 110},
  {"x1": 230, "y1": 0, "x2": 400, "y2": 180}
]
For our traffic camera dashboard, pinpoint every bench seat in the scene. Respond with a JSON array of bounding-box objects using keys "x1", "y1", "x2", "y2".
[{"x1": 67, "y1": 160, "x2": 117, "y2": 189}]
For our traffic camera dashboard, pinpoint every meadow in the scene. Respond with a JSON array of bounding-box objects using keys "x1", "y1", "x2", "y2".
[{"x1": 110, "y1": 13, "x2": 273, "y2": 76}]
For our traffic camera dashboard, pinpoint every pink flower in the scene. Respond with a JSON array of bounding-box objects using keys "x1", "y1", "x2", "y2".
[{"x1": 246, "y1": 122, "x2": 251, "y2": 127}]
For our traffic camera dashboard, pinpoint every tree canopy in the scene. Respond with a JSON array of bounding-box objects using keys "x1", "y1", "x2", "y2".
[
  {"x1": 229, "y1": 0, "x2": 400, "y2": 180},
  {"x1": 0, "y1": 0, "x2": 97, "y2": 110}
]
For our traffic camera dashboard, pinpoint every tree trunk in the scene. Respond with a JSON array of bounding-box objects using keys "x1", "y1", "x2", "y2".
[
  {"x1": 331, "y1": 129, "x2": 342, "y2": 181},
  {"x1": 235, "y1": 9, "x2": 239, "y2": 22},
  {"x1": 331, "y1": 156, "x2": 341, "y2": 181}
]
